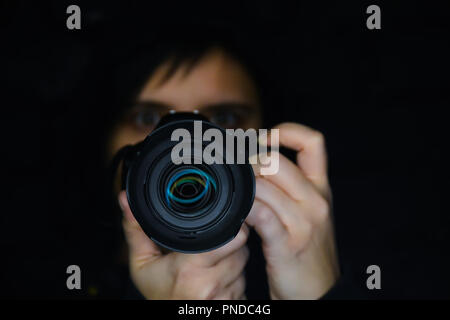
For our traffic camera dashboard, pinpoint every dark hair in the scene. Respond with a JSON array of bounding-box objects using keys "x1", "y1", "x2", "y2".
[{"x1": 104, "y1": 22, "x2": 286, "y2": 134}]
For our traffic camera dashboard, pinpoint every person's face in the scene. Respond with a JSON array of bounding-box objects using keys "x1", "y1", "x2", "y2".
[{"x1": 109, "y1": 48, "x2": 262, "y2": 155}]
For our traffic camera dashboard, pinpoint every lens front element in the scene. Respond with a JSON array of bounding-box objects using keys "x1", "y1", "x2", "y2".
[{"x1": 165, "y1": 168, "x2": 217, "y2": 213}]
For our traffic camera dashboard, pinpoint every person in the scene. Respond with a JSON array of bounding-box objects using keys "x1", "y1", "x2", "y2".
[{"x1": 107, "y1": 27, "x2": 340, "y2": 300}]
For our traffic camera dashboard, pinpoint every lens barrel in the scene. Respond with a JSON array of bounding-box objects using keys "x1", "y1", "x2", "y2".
[{"x1": 123, "y1": 113, "x2": 255, "y2": 253}]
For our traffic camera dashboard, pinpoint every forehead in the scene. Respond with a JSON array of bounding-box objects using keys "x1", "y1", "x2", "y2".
[{"x1": 137, "y1": 49, "x2": 259, "y2": 111}]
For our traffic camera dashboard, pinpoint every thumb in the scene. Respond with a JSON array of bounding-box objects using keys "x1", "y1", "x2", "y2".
[{"x1": 118, "y1": 191, "x2": 162, "y2": 268}]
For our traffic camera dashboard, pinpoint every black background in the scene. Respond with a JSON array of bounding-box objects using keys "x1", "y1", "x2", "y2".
[{"x1": 1, "y1": 1, "x2": 449, "y2": 299}]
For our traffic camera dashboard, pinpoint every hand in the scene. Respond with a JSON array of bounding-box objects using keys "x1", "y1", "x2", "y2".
[
  {"x1": 118, "y1": 191, "x2": 249, "y2": 300},
  {"x1": 246, "y1": 122, "x2": 340, "y2": 299}
]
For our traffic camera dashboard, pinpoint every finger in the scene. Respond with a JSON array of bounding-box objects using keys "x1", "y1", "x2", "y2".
[
  {"x1": 175, "y1": 223, "x2": 250, "y2": 267},
  {"x1": 262, "y1": 122, "x2": 329, "y2": 196},
  {"x1": 212, "y1": 245, "x2": 249, "y2": 288},
  {"x1": 246, "y1": 199, "x2": 287, "y2": 243},
  {"x1": 245, "y1": 199, "x2": 294, "y2": 261},
  {"x1": 260, "y1": 151, "x2": 316, "y2": 201},
  {"x1": 119, "y1": 191, "x2": 162, "y2": 267},
  {"x1": 247, "y1": 199, "x2": 312, "y2": 263},
  {"x1": 213, "y1": 275, "x2": 246, "y2": 300},
  {"x1": 254, "y1": 178, "x2": 315, "y2": 249},
  {"x1": 254, "y1": 178, "x2": 305, "y2": 228}
]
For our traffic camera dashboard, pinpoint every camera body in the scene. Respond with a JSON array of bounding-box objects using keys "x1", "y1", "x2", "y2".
[{"x1": 120, "y1": 113, "x2": 255, "y2": 253}]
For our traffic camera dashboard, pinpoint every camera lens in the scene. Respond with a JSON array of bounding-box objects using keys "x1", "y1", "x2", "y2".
[
  {"x1": 124, "y1": 113, "x2": 255, "y2": 253},
  {"x1": 164, "y1": 167, "x2": 217, "y2": 214}
]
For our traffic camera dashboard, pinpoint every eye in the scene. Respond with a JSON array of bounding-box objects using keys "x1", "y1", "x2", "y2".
[
  {"x1": 132, "y1": 108, "x2": 161, "y2": 132},
  {"x1": 209, "y1": 110, "x2": 242, "y2": 129}
]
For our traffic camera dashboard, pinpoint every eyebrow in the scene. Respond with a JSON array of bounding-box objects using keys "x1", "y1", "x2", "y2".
[
  {"x1": 133, "y1": 100, "x2": 173, "y2": 111},
  {"x1": 135, "y1": 100, "x2": 258, "y2": 113}
]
